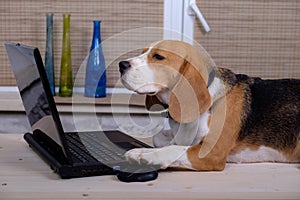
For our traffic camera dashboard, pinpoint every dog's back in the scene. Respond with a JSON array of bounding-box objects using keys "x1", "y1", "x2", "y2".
[{"x1": 236, "y1": 75, "x2": 300, "y2": 161}]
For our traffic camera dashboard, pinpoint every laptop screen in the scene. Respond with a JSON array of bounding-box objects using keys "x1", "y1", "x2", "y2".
[{"x1": 5, "y1": 43, "x2": 64, "y2": 148}]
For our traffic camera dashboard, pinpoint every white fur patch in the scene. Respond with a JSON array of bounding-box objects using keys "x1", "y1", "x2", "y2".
[
  {"x1": 227, "y1": 146, "x2": 289, "y2": 163},
  {"x1": 194, "y1": 111, "x2": 210, "y2": 145},
  {"x1": 152, "y1": 110, "x2": 210, "y2": 147},
  {"x1": 208, "y1": 77, "x2": 226, "y2": 102}
]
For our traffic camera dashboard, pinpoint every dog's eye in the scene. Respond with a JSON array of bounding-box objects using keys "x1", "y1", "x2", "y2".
[{"x1": 152, "y1": 53, "x2": 165, "y2": 60}]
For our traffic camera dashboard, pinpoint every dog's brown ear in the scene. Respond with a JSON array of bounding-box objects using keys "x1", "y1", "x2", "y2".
[
  {"x1": 145, "y1": 95, "x2": 168, "y2": 111},
  {"x1": 169, "y1": 62, "x2": 212, "y2": 123}
]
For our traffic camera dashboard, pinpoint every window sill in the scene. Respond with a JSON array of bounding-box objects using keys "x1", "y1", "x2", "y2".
[{"x1": 0, "y1": 91, "x2": 149, "y2": 114}]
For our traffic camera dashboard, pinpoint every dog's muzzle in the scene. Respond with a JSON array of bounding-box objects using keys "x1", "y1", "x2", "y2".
[{"x1": 119, "y1": 61, "x2": 131, "y2": 75}]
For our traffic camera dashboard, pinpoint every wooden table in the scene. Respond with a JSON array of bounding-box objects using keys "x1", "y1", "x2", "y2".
[{"x1": 1, "y1": 134, "x2": 299, "y2": 200}]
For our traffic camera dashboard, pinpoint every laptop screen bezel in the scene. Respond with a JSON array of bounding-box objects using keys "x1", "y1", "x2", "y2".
[{"x1": 33, "y1": 47, "x2": 75, "y2": 162}]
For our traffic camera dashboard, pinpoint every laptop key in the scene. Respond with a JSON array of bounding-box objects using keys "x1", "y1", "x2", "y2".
[{"x1": 65, "y1": 132, "x2": 125, "y2": 164}]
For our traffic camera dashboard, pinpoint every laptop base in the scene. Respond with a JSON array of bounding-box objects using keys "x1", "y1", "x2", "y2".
[
  {"x1": 24, "y1": 132, "x2": 116, "y2": 179},
  {"x1": 24, "y1": 129, "x2": 157, "y2": 179}
]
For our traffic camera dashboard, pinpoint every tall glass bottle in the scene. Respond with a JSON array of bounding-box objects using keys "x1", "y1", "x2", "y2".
[
  {"x1": 59, "y1": 14, "x2": 73, "y2": 97},
  {"x1": 45, "y1": 13, "x2": 55, "y2": 96},
  {"x1": 84, "y1": 20, "x2": 106, "y2": 98}
]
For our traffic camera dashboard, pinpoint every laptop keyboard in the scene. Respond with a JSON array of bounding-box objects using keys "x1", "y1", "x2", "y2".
[{"x1": 65, "y1": 132, "x2": 126, "y2": 164}]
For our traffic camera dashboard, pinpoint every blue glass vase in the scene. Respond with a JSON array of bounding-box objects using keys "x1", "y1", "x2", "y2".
[
  {"x1": 45, "y1": 13, "x2": 55, "y2": 95},
  {"x1": 84, "y1": 20, "x2": 106, "y2": 98}
]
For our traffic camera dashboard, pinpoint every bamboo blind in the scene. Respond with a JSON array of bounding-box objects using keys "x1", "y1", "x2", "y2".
[
  {"x1": 196, "y1": 0, "x2": 300, "y2": 79},
  {"x1": 1, "y1": 0, "x2": 299, "y2": 88},
  {"x1": 0, "y1": 0, "x2": 164, "y2": 87}
]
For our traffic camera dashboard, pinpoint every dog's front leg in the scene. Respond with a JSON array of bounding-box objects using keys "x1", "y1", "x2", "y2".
[{"x1": 125, "y1": 145, "x2": 194, "y2": 170}]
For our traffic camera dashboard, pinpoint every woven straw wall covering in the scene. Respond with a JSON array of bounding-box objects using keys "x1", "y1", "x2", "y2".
[
  {"x1": 0, "y1": 1, "x2": 299, "y2": 87},
  {"x1": 196, "y1": 0, "x2": 300, "y2": 79},
  {"x1": 0, "y1": 0, "x2": 164, "y2": 87}
]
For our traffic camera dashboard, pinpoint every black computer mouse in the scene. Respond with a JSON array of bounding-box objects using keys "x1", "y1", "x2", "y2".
[{"x1": 116, "y1": 165, "x2": 158, "y2": 182}]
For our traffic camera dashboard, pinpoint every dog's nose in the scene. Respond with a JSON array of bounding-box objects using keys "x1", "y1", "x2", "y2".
[{"x1": 119, "y1": 61, "x2": 131, "y2": 75}]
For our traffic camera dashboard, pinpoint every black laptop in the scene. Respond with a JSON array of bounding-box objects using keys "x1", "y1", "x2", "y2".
[{"x1": 5, "y1": 42, "x2": 157, "y2": 179}]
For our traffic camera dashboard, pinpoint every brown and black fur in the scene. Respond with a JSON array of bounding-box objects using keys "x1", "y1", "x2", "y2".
[{"x1": 218, "y1": 67, "x2": 300, "y2": 161}]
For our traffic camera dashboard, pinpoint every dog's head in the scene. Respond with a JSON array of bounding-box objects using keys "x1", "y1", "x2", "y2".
[{"x1": 119, "y1": 40, "x2": 214, "y2": 123}]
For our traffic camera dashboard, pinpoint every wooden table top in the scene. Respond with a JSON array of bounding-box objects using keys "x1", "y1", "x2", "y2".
[{"x1": 0, "y1": 134, "x2": 299, "y2": 200}]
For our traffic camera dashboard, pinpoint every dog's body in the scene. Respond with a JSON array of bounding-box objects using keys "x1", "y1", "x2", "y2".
[{"x1": 119, "y1": 40, "x2": 300, "y2": 171}]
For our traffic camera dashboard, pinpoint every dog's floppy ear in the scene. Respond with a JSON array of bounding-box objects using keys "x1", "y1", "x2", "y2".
[
  {"x1": 169, "y1": 61, "x2": 212, "y2": 123},
  {"x1": 145, "y1": 95, "x2": 168, "y2": 111}
]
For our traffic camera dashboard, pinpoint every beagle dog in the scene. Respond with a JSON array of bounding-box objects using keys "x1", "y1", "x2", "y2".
[{"x1": 118, "y1": 40, "x2": 300, "y2": 171}]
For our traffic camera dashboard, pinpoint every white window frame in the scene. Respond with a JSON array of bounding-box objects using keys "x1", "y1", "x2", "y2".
[{"x1": 164, "y1": 0, "x2": 210, "y2": 44}]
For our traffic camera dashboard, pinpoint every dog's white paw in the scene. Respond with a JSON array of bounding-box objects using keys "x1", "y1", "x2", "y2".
[
  {"x1": 125, "y1": 146, "x2": 190, "y2": 169},
  {"x1": 125, "y1": 148, "x2": 165, "y2": 167}
]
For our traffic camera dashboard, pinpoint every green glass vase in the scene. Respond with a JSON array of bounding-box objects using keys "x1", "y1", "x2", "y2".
[{"x1": 59, "y1": 14, "x2": 73, "y2": 97}]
